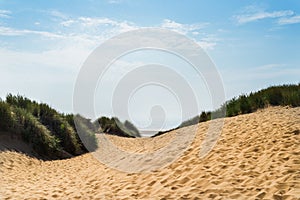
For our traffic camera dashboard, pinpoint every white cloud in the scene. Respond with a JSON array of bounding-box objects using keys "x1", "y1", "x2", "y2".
[
  {"x1": 49, "y1": 10, "x2": 68, "y2": 20},
  {"x1": 234, "y1": 10, "x2": 294, "y2": 24},
  {"x1": 278, "y1": 15, "x2": 300, "y2": 25},
  {"x1": 60, "y1": 17, "x2": 137, "y2": 34},
  {"x1": 160, "y1": 19, "x2": 217, "y2": 50},
  {"x1": 161, "y1": 19, "x2": 208, "y2": 34},
  {"x1": 78, "y1": 17, "x2": 117, "y2": 26},
  {"x1": 196, "y1": 36, "x2": 219, "y2": 50},
  {"x1": 60, "y1": 19, "x2": 75, "y2": 27},
  {"x1": 197, "y1": 41, "x2": 216, "y2": 50},
  {"x1": 0, "y1": 25, "x2": 108, "y2": 48},
  {"x1": 0, "y1": 10, "x2": 11, "y2": 18},
  {"x1": 51, "y1": 11, "x2": 136, "y2": 34},
  {"x1": 0, "y1": 13, "x2": 217, "y2": 77},
  {"x1": 0, "y1": 16, "x2": 140, "y2": 79},
  {"x1": 0, "y1": 26, "x2": 64, "y2": 38},
  {"x1": 107, "y1": 0, "x2": 124, "y2": 4},
  {"x1": 54, "y1": 14, "x2": 214, "y2": 49}
]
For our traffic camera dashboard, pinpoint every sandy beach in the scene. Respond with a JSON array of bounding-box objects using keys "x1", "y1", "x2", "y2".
[{"x1": 1, "y1": 106, "x2": 299, "y2": 199}]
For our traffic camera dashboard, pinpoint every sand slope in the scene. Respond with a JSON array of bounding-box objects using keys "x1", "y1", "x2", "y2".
[{"x1": 1, "y1": 106, "x2": 300, "y2": 199}]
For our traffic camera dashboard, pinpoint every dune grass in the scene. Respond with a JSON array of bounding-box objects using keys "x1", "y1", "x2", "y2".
[{"x1": 153, "y1": 84, "x2": 300, "y2": 137}]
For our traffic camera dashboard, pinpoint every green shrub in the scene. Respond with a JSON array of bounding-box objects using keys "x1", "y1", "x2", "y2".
[
  {"x1": 6, "y1": 94, "x2": 39, "y2": 114},
  {"x1": 0, "y1": 101, "x2": 13, "y2": 131},
  {"x1": 96, "y1": 116, "x2": 140, "y2": 137},
  {"x1": 38, "y1": 110, "x2": 81, "y2": 155},
  {"x1": 5, "y1": 94, "x2": 84, "y2": 157},
  {"x1": 239, "y1": 95, "x2": 252, "y2": 114},
  {"x1": 163, "y1": 84, "x2": 300, "y2": 133},
  {"x1": 225, "y1": 84, "x2": 300, "y2": 117},
  {"x1": 268, "y1": 89, "x2": 283, "y2": 106},
  {"x1": 226, "y1": 98, "x2": 240, "y2": 117},
  {"x1": 199, "y1": 111, "x2": 211, "y2": 122},
  {"x1": 11, "y1": 107, "x2": 61, "y2": 158}
]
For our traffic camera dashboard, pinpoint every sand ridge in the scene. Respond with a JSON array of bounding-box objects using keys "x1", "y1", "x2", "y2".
[{"x1": 1, "y1": 106, "x2": 300, "y2": 199}]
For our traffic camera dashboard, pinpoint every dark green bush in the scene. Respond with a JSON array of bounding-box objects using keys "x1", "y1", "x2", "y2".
[
  {"x1": 239, "y1": 95, "x2": 252, "y2": 114},
  {"x1": 0, "y1": 101, "x2": 13, "y2": 131},
  {"x1": 11, "y1": 107, "x2": 61, "y2": 158},
  {"x1": 38, "y1": 106, "x2": 81, "y2": 155},
  {"x1": 225, "y1": 84, "x2": 300, "y2": 117},
  {"x1": 96, "y1": 116, "x2": 140, "y2": 137},
  {"x1": 6, "y1": 94, "x2": 39, "y2": 114},
  {"x1": 1, "y1": 94, "x2": 141, "y2": 158},
  {"x1": 4, "y1": 94, "x2": 92, "y2": 158},
  {"x1": 268, "y1": 89, "x2": 283, "y2": 106},
  {"x1": 226, "y1": 98, "x2": 240, "y2": 117},
  {"x1": 199, "y1": 111, "x2": 211, "y2": 122}
]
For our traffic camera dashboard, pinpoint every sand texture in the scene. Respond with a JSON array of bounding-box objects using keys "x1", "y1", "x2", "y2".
[{"x1": 1, "y1": 106, "x2": 300, "y2": 199}]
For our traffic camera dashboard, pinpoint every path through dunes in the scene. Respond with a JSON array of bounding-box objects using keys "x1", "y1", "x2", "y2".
[{"x1": 1, "y1": 107, "x2": 300, "y2": 199}]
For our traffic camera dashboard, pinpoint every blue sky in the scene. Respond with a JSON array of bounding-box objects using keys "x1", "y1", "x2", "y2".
[{"x1": 0, "y1": 0, "x2": 299, "y2": 129}]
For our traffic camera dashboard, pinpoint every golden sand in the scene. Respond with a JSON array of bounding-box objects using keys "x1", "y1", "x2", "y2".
[{"x1": 1, "y1": 106, "x2": 299, "y2": 199}]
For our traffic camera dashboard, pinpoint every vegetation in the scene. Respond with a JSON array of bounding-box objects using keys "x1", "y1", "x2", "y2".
[
  {"x1": 226, "y1": 84, "x2": 300, "y2": 117},
  {"x1": 0, "y1": 95, "x2": 92, "y2": 159},
  {"x1": 1, "y1": 84, "x2": 298, "y2": 155},
  {"x1": 0, "y1": 94, "x2": 141, "y2": 158},
  {"x1": 179, "y1": 111, "x2": 212, "y2": 128},
  {"x1": 11, "y1": 106, "x2": 61, "y2": 157},
  {"x1": 0, "y1": 100, "x2": 13, "y2": 131},
  {"x1": 153, "y1": 84, "x2": 300, "y2": 136},
  {"x1": 95, "y1": 116, "x2": 141, "y2": 138}
]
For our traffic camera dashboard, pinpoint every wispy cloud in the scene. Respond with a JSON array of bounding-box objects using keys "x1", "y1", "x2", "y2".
[
  {"x1": 0, "y1": 26, "x2": 64, "y2": 38},
  {"x1": 60, "y1": 17, "x2": 216, "y2": 49},
  {"x1": 232, "y1": 6, "x2": 300, "y2": 25},
  {"x1": 233, "y1": 8, "x2": 294, "y2": 24},
  {"x1": 77, "y1": 17, "x2": 117, "y2": 26},
  {"x1": 60, "y1": 19, "x2": 75, "y2": 27},
  {"x1": 278, "y1": 15, "x2": 300, "y2": 25},
  {"x1": 52, "y1": 10, "x2": 137, "y2": 33},
  {"x1": 49, "y1": 10, "x2": 68, "y2": 20},
  {"x1": 196, "y1": 36, "x2": 219, "y2": 50},
  {"x1": 161, "y1": 19, "x2": 208, "y2": 35},
  {"x1": 160, "y1": 19, "x2": 216, "y2": 49},
  {"x1": 0, "y1": 15, "x2": 138, "y2": 46},
  {"x1": 0, "y1": 10, "x2": 11, "y2": 18},
  {"x1": 0, "y1": 10, "x2": 217, "y2": 79},
  {"x1": 107, "y1": 0, "x2": 124, "y2": 4},
  {"x1": 60, "y1": 16, "x2": 137, "y2": 35}
]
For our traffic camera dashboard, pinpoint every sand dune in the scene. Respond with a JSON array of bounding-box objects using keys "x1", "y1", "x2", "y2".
[{"x1": 1, "y1": 106, "x2": 300, "y2": 199}]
